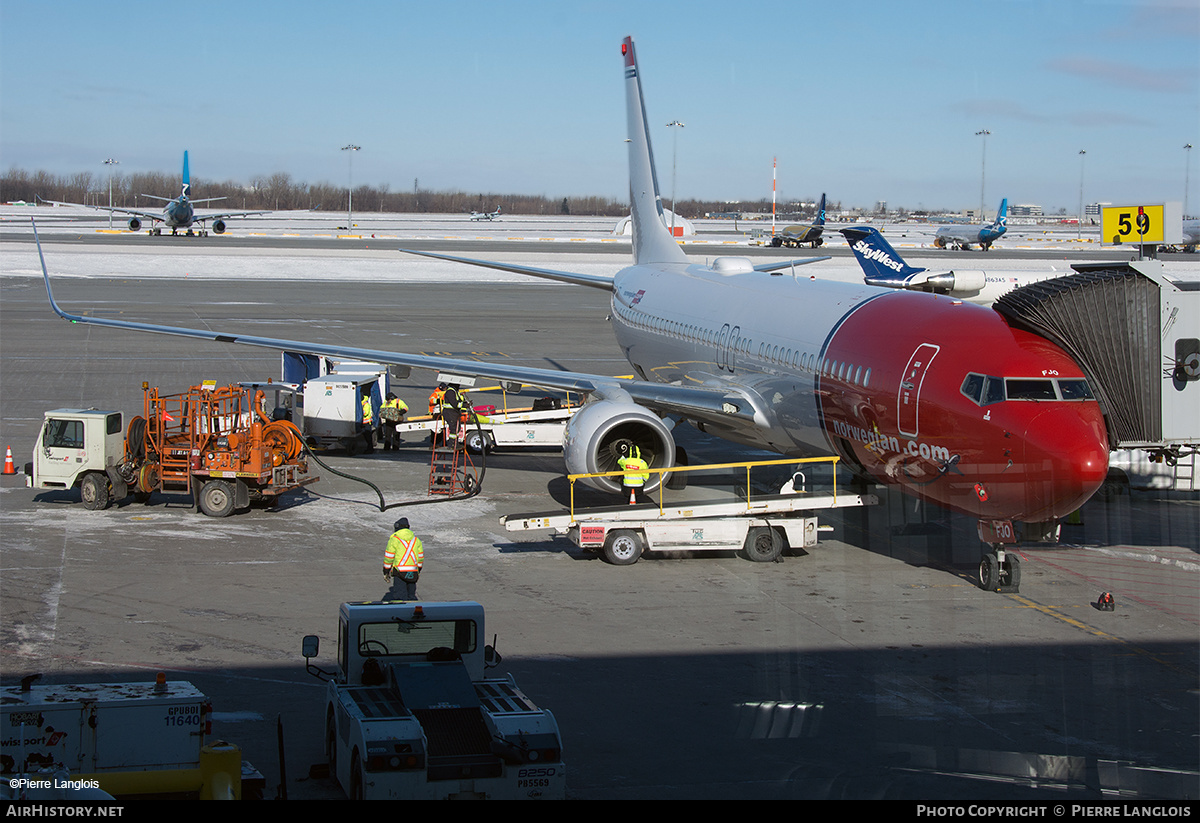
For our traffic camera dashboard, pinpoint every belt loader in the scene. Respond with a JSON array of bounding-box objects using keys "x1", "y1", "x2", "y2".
[
  {"x1": 26, "y1": 382, "x2": 316, "y2": 517},
  {"x1": 302, "y1": 600, "x2": 565, "y2": 800}
]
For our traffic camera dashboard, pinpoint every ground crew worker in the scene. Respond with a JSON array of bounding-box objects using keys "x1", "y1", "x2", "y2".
[
  {"x1": 617, "y1": 444, "x2": 650, "y2": 504},
  {"x1": 360, "y1": 389, "x2": 376, "y2": 454},
  {"x1": 383, "y1": 517, "x2": 424, "y2": 600},
  {"x1": 379, "y1": 392, "x2": 408, "y2": 451},
  {"x1": 440, "y1": 383, "x2": 463, "y2": 445}
]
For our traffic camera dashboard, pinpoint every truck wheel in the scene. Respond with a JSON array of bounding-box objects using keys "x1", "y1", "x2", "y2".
[
  {"x1": 464, "y1": 429, "x2": 493, "y2": 454},
  {"x1": 198, "y1": 479, "x2": 236, "y2": 517},
  {"x1": 603, "y1": 530, "x2": 644, "y2": 566},
  {"x1": 326, "y1": 711, "x2": 340, "y2": 790},
  {"x1": 350, "y1": 751, "x2": 364, "y2": 800},
  {"x1": 743, "y1": 527, "x2": 782, "y2": 562},
  {"x1": 80, "y1": 473, "x2": 111, "y2": 511}
]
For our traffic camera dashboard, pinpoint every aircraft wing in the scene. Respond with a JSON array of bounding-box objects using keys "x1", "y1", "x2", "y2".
[
  {"x1": 197, "y1": 209, "x2": 271, "y2": 221},
  {"x1": 35, "y1": 224, "x2": 756, "y2": 423},
  {"x1": 753, "y1": 256, "x2": 830, "y2": 272},
  {"x1": 399, "y1": 249, "x2": 616, "y2": 290},
  {"x1": 38, "y1": 198, "x2": 164, "y2": 223},
  {"x1": 402, "y1": 249, "x2": 826, "y2": 280}
]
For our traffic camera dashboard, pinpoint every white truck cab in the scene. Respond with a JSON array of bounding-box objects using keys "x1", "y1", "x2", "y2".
[{"x1": 26, "y1": 409, "x2": 125, "y2": 509}]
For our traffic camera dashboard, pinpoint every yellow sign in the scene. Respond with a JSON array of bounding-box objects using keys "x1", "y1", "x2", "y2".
[{"x1": 1101, "y1": 204, "x2": 1167, "y2": 245}]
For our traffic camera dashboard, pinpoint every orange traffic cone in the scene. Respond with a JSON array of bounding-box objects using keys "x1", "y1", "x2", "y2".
[
  {"x1": 2, "y1": 447, "x2": 15, "y2": 475},
  {"x1": 627, "y1": 487, "x2": 637, "y2": 505}
]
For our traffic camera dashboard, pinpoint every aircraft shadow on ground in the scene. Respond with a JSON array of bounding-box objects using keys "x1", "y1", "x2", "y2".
[{"x1": 2, "y1": 638, "x2": 1195, "y2": 800}]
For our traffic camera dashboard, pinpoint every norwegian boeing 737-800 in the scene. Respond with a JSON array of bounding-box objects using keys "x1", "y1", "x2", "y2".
[{"x1": 36, "y1": 37, "x2": 1109, "y2": 590}]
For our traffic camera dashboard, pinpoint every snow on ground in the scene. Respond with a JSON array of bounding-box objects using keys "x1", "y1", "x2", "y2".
[{"x1": 2, "y1": 204, "x2": 1197, "y2": 283}]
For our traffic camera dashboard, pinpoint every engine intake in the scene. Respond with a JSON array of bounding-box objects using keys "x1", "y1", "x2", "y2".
[
  {"x1": 127, "y1": 217, "x2": 142, "y2": 232},
  {"x1": 212, "y1": 219, "x2": 226, "y2": 234},
  {"x1": 563, "y1": 399, "x2": 675, "y2": 493}
]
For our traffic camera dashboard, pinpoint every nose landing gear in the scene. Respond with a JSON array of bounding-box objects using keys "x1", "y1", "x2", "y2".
[{"x1": 979, "y1": 546, "x2": 1021, "y2": 593}]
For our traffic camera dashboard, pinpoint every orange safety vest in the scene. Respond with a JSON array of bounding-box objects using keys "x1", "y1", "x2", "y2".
[{"x1": 428, "y1": 388, "x2": 445, "y2": 415}]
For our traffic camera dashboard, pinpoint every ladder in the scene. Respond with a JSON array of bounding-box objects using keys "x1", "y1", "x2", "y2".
[{"x1": 428, "y1": 423, "x2": 474, "y2": 495}]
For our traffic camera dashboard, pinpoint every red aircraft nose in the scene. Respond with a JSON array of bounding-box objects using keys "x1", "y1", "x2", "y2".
[{"x1": 1016, "y1": 404, "x2": 1109, "y2": 521}]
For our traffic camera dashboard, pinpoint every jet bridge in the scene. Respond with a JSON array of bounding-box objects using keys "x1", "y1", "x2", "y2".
[{"x1": 993, "y1": 259, "x2": 1199, "y2": 460}]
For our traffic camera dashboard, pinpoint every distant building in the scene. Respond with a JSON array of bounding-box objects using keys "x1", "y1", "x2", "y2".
[{"x1": 1011, "y1": 204, "x2": 1044, "y2": 217}]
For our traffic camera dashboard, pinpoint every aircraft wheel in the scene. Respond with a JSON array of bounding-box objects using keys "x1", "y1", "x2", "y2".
[
  {"x1": 743, "y1": 526, "x2": 783, "y2": 562},
  {"x1": 978, "y1": 553, "x2": 1000, "y2": 591},
  {"x1": 80, "y1": 472, "x2": 111, "y2": 511},
  {"x1": 1000, "y1": 554, "x2": 1021, "y2": 591},
  {"x1": 198, "y1": 479, "x2": 236, "y2": 517},
  {"x1": 603, "y1": 530, "x2": 644, "y2": 566}
]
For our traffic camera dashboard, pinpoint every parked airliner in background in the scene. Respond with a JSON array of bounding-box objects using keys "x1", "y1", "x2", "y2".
[
  {"x1": 933, "y1": 198, "x2": 1007, "y2": 250},
  {"x1": 843, "y1": 226, "x2": 1061, "y2": 304},
  {"x1": 1170, "y1": 217, "x2": 1199, "y2": 252},
  {"x1": 470, "y1": 205, "x2": 501, "y2": 221},
  {"x1": 771, "y1": 193, "x2": 828, "y2": 248},
  {"x1": 35, "y1": 37, "x2": 1110, "y2": 591},
  {"x1": 47, "y1": 151, "x2": 266, "y2": 236}
]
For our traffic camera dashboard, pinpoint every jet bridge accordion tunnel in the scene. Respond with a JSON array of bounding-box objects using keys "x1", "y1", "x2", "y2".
[{"x1": 992, "y1": 262, "x2": 1199, "y2": 452}]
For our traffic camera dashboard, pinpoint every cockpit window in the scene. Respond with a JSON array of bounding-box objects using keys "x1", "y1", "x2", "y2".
[
  {"x1": 984, "y1": 376, "x2": 1005, "y2": 405},
  {"x1": 962, "y1": 372, "x2": 1097, "y2": 406},
  {"x1": 1005, "y1": 379, "x2": 1057, "y2": 400},
  {"x1": 961, "y1": 373, "x2": 984, "y2": 403},
  {"x1": 1058, "y1": 379, "x2": 1094, "y2": 400}
]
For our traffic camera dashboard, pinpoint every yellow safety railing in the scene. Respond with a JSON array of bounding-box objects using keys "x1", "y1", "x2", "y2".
[{"x1": 567, "y1": 455, "x2": 840, "y2": 519}]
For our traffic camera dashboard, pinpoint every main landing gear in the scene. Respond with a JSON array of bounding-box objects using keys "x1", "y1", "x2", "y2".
[{"x1": 978, "y1": 545, "x2": 1021, "y2": 593}]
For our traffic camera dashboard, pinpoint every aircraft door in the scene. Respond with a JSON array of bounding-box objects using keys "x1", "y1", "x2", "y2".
[
  {"x1": 897, "y1": 343, "x2": 939, "y2": 437},
  {"x1": 717, "y1": 324, "x2": 731, "y2": 371}
]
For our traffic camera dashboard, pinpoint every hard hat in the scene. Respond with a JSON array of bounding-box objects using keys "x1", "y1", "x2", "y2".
[{"x1": 393, "y1": 518, "x2": 410, "y2": 531}]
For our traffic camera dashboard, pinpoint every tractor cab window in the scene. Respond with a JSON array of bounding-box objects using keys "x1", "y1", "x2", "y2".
[{"x1": 357, "y1": 618, "x2": 477, "y2": 659}]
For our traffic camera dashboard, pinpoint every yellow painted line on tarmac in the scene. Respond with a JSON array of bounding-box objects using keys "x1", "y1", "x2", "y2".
[{"x1": 1007, "y1": 593, "x2": 1189, "y2": 674}]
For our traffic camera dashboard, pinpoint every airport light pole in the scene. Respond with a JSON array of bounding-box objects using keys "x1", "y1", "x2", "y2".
[
  {"x1": 1077, "y1": 149, "x2": 1086, "y2": 240},
  {"x1": 1185, "y1": 143, "x2": 1193, "y2": 218},
  {"x1": 975, "y1": 129, "x2": 990, "y2": 223},
  {"x1": 341, "y1": 144, "x2": 360, "y2": 229},
  {"x1": 667, "y1": 121, "x2": 684, "y2": 236},
  {"x1": 104, "y1": 158, "x2": 119, "y2": 229}
]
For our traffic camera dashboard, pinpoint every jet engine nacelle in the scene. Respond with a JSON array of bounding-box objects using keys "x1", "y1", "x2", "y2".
[
  {"x1": 563, "y1": 399, "x2": 675, "y2": 493},
  {"x1": 921, "y1": 270, "x2": 987, "y2": 296},
  {"x1": 211, "y1": 219, "x2": 226, "y2": 234},
  {"x1": 127, "y1": 217, "x2": 141, "y2": 232}
]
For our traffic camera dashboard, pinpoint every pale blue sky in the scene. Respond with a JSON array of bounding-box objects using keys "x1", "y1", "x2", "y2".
[{"x1": 1, "y1": 0, "x2": 1196, "y2": 212}]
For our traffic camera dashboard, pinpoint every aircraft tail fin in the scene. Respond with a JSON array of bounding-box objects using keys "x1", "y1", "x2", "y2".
[
  {"x1": 181, "y1": 150, "x2": 191, "y2": 199},
  {"x1": 815, "y1": 193, "x2": 827, "y2": 227},
  {"x1": 991, "y1": 197, "x2": 1007, "y2": 231},
  {"x1": 841, "y1": 227, "x2": 927, "y2": 285},
  {"x1": 622, "y1": 36, "x2": 688, "y2": 266}
]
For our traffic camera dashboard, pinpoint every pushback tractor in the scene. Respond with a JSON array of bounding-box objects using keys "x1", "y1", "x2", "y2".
[{"x1": 302, "y1": 600, "x2": 565, "y2": 800}]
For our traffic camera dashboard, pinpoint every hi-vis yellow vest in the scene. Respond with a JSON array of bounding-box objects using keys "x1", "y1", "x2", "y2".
[{"x1": 385, "y1": 529, "x2": 424, "y2": 572}]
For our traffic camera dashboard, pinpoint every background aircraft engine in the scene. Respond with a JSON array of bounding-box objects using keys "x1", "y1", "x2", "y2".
[
  {"x1": 211, "y1": 219, "x2": 226, "y2": 234},
  {"x1": 921, "y1": 270, "x2": 987, "y2": 295},
  {"x1": 127, "y1": 217, "x2": 141, "y2": 232},
  {"x1": 563, "y1": 399, "x2": 675, "y2": 493}
]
